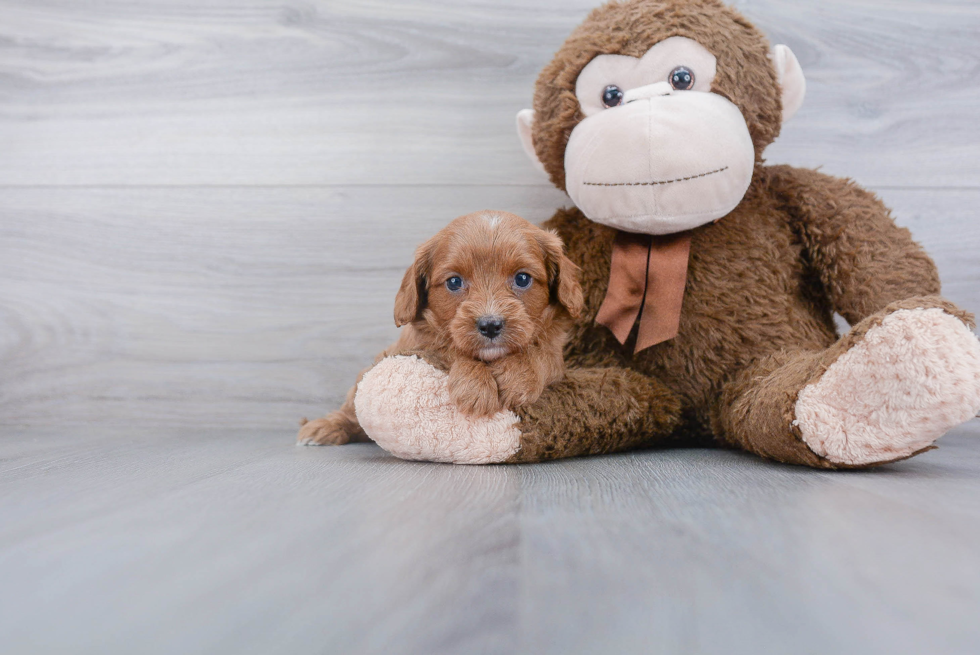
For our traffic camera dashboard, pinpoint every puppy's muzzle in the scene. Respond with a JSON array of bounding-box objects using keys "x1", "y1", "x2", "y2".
[{"x1": 476, "y1": 315, "x2": 505, "y2": 340}]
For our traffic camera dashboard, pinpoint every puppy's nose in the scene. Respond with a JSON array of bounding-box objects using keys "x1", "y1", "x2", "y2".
[{"x1": 477, "y1": 315, "x2": 505, "y2": 340}]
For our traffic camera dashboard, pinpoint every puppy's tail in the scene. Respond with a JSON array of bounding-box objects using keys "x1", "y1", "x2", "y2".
[{"x1": 299, "y1": 417, "x2": 309, "y2": 427}]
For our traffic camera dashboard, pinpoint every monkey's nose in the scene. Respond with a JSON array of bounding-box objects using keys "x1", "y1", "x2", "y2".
[
  {"x1": 624, "y1": 81, "x2": 673, "y2": 104},
  {"x1": 477, "y1": 316, "x2": 505, "y2": 340}
]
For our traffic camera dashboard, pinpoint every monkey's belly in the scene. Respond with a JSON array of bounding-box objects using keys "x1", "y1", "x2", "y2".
[{"x1": 627, "y1": 295, "x2": 838, "y2": 417}]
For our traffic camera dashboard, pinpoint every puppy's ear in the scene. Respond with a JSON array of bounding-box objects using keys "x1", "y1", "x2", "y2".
[
  {"x1": 536, "y1": 229, "x2": 584, "y2": 319},
  {"x1": 394, "y1": 238, "x2": 436, "y2": 327}
]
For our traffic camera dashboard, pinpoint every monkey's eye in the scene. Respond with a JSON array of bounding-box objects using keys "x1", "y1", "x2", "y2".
[
  {"x1": 669, "y1": 66, "x2": 695, "y2": 91},
  {"x1": 514, "y1": 272, "x2": 532, "y2": 289},
  {"x1": 446, "y1": 276, "x2": 464, "y2": 292},
  {"x1": 601, "y1": 85, "x2": 624, "y2": 108}
]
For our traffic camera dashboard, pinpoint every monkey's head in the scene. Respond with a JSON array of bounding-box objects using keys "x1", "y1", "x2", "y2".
[{"x1": 517, "y1": 0, "x2": 805, "y2": 235}]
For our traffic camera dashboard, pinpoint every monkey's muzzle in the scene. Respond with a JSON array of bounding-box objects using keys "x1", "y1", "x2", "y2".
[{"x1": 564, "y1": 89, "x2": 755, "y2": 236}]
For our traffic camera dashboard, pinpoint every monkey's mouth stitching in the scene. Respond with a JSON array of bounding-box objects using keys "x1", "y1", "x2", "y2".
[{"x1": 584, "y1": 166, "x2": 729, "y2": 187}]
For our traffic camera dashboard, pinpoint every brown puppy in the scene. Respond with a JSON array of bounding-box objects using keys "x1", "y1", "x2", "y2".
[{"x1": 298, "y1": 210, "x2": 584, "y2": 446}]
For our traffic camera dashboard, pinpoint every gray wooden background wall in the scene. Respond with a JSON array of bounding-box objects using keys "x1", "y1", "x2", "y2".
[{"x1": 1, "y1": 0, "x2": 978, "y2": 431}]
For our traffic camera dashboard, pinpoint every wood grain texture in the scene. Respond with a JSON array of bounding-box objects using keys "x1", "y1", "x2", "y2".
[
  {"x1": 1, "y1": 0, "x2": 978, "y2": 186},
  {"x1": 1, "y1": 186, "x2": 976, "y2": 429},
  {"x1": 0, "y1": 185, "x2": 568, "y2": 427},
  {"x1": 1, "y1": 422, "x2": 978, "y2": 654},
  {"x1": 1, "y1": 0, "x2": 978, "y2": 426}
]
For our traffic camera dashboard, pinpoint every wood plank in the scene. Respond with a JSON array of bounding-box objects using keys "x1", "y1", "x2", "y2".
[
  {"x1": 0, "y1": 185, "x2": 976, "y2": 429},
  {"x1": 0, "y1": 427, "x2": 522, "y2": 654},
  {"x1": 1, "y1": 0, "x2": 978, "y2": 187},
  {"x1": 876, "y1": 188, "x2": 980, "y2": 311},
  {"x1": 0, "y1": 423, "x2": 977, "y2": 653},
  {"x1": 518, "y1": 421, "x2": 980, "y2": 654},
  {"x1": 0, "y1": 185, "x2": 567, "y2": 428},
  {"x1": 758, "y1": 0, "x2": 980, "y2": 188}
]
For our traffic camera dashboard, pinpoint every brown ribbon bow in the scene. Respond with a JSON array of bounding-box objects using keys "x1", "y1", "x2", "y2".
[{"x1": 595, "y1": 230, "x2": 692, "y2": 353}]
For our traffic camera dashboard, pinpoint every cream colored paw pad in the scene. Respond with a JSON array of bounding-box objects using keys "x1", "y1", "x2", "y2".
[
  {"x1": 795, "y1": 308, "x2": 980, "y2": 466},
  {"x1": 353, "y1": 355, "x2": 522, "y2": 464}
]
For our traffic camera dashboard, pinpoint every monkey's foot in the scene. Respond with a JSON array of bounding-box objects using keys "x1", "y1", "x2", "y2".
[
  {"x1": 795, "y1": 308, "x2": 980, "y2": 466},
  {"x1": 353, "y1": 355, "x2": 522, "y2": 464}
]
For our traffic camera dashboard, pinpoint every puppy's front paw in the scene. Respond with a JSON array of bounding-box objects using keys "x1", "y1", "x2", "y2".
[
  {"x1": 448, "y1": 360, "x2": 501, "y2": 417},
  {"x1": 297, "y1": 413, "x2": 355, "y2": 446},
  {"x1": 491, "y1": 357, "x2": 545, "y2": 411},
  {"x1": 498, "y1": 382, "x2": 538, "y2": 411}
]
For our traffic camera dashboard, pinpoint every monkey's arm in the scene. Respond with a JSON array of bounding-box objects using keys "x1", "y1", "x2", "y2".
[
  {"x1": 769, "y1": 165, "x2": 941, "y2": 325},
  {"x1": 507, "y1": 366, "x2": 681, "y2": 462},
  {"x1": 353, "y1": 352, "x2": 682, "y2": 463}
]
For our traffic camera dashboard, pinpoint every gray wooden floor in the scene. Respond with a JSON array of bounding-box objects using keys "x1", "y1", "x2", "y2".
[
  {"x1": 3, "y1": 423, "x2": 980, "y2": 654},
  {"x1": 2, "y1": 0, "x2": 980, "y2": 653}
]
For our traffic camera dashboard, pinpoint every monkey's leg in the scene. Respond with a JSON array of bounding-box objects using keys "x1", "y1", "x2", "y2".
[
  {"x1": 354, "y1": 355, "x2": 681, "y2": 464},
  {"x1": 714, "y1": 298, "x2": 980, "y2": 469}
]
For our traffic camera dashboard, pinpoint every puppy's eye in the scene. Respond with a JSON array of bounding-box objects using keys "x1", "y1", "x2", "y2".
[
  {"x1": 669, "y1": 66, "x2": 695, "y2": 91},
  {"x1": 446, "y1": 276, "x2": 464, "y2": 292},
  {"x1": 514, "y1": 272, "x2": 532, "y2": 289},
  {"x1": 601, "y1": 85, "x2": 624, "y2": 108}
]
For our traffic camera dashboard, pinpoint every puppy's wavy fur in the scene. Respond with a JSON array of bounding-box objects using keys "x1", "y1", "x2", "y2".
[{"x1": 298, "y1": 210, "x2": 584, "y2": 446}]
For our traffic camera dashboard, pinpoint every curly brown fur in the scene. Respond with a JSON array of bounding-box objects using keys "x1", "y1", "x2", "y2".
[
  {"x1": 541, "y1": 167, "x2": 945, "y2": 463},
  {"x1": 508, "y1": 367, "x2": 683, "y2": 463},
  {"x1": 298, "y1": 210, "x2": 583, "y2": 445}
]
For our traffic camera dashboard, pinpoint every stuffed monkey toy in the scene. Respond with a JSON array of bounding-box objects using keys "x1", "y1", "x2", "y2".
[{"x1": 339, "y1": 0, "x2": 980, "y2": 467}]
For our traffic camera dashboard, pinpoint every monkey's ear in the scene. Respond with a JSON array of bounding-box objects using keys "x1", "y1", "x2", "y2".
[
  {"x1": 537, "y1": 229, "x2": 584, "y2": 319},
  {"x1": 772, "y1": 44, "x2": 806, "y2": 123},
  {"x1": 394, "y1": 239, "x2": 435, "y2": 327},
  {"x1": 516, "y1": 109, "x2": 548, "y2": 176}
]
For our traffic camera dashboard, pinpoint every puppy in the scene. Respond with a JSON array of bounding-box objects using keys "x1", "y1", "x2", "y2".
[{"x1": 297, "y1": 210, "x2": 584, "y2": 446}]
